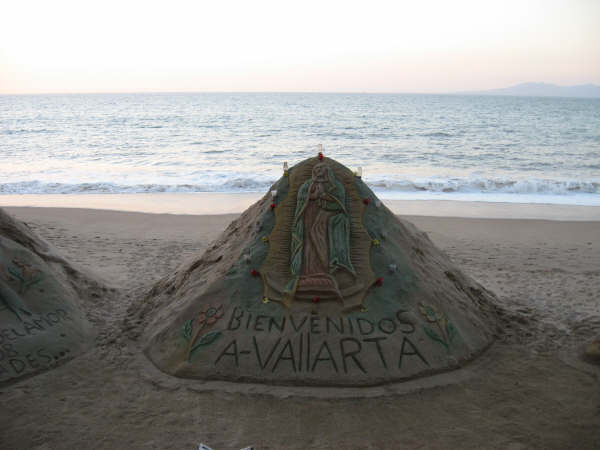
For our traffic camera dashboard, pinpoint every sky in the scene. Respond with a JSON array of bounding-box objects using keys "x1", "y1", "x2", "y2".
[{"x1": 1, "y1": 0, "x2": 599, "y2": 94}]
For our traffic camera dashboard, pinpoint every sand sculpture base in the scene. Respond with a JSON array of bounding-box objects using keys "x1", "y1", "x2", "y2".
[{"x1": 144, "y1": 157, "x2": 498, "y2": 386}]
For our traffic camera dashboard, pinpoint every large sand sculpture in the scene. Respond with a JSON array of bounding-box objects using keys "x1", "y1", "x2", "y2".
[
  {"x1": 143, "y1": 156, "x2": 499, "y2": 386},
  {"x1": 0, "y1": 209, "x2": 96, "y2": 384}
]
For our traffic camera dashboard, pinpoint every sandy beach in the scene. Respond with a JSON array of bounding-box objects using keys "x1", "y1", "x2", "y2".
[{"x1": 0, "y1": 201, "x2": 598, "y2": 449}]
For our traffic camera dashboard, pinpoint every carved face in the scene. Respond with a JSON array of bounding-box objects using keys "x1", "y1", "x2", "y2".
[{"x1": 312, "y1": 163, "x2": 329, "y2": 182}]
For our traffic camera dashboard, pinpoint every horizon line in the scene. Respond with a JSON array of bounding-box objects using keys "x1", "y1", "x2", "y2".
[
  {"x1": 1, "y1": 89, "x2": 459, "y2": 96},
  {"x1": 2, "y1": 83, "x2": 599, "y2": 97}
]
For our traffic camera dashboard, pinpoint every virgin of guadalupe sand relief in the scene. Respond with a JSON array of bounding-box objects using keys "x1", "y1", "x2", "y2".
[
  {"x1": 260, "y1": 157, "x2": 376, "y2": 310},
  {"x1": 286, "y1": 162, "x2": 355, "y2": 303}
]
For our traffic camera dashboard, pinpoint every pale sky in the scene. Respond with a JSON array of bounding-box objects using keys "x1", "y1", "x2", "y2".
[{"x1": 1, "y1": 0, "x2": 599, "y2": 94}]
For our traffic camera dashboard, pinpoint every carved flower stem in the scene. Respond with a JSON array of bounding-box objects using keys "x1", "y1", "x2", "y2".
[
  {"x1": 187, "y1": 322, "x2": 207, "y2": 361},
  {"x1": 436, "y1": 317, "x2": 450, "y2": 350}
]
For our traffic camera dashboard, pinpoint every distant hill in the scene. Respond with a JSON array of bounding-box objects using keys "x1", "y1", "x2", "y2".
[{"x1": 460, "y1": 82, "x2": 600, "y2": 98}]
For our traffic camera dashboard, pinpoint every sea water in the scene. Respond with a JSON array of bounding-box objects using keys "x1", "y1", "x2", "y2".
[{"x1": 1, "y1": 93, "x2": 599, "y2": 205}]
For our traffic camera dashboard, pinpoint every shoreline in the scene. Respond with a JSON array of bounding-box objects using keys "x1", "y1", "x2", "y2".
[{"x1": 2, "y1": 193, "x2": 600, "y2": 221}]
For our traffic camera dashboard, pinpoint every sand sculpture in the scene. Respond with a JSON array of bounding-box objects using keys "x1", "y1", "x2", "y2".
[
  {"x1": 0, "y1": 209, "x2": 96, "y2": 384},
  {"x1": 142, "y1": 155, "x2": 499, "y2": 386}
]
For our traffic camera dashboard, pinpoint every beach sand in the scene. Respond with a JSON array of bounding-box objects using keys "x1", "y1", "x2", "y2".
[{"x1": 1, "y1": 204, "x2": 599, "y2": 449}]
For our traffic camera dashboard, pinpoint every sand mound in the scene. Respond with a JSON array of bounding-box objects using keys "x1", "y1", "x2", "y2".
[
  {"x1": 0, "y1": 208, "x2": 98, "y2": 384},
  {"x1": 142, "y1": 157, "x2": 500, "y2": 386}
]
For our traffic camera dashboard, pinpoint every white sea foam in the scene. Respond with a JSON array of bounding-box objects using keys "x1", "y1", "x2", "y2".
[
  {"x1": 367, "y1": 176, "x2": 600, "y2": 195},
  {"x1": 2, "y1": 176, "x2": 600, "y2": 205}
]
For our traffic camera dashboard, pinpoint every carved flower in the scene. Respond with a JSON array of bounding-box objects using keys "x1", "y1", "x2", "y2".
[
  {"x1": 419, "y1": 303, "x2": 442, "y2": 323},
  {"x1": 8, "y1": 258, "x2": 43, "y2": 294},
  {"x1": 196, "y1": 304, "x2": 224, "y2": 328}
]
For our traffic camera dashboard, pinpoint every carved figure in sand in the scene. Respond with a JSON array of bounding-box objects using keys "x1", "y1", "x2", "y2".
[{"x1": 284, "y1": 162, "x2": 356, "y2": 303}]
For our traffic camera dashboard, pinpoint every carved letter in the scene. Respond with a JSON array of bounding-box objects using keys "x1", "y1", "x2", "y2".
[
  {"x1": 311, "y1": 340, "x2": 338, "y2": 373},
  {"x1": 310, "y1": 316, "x2": 321, "y2": 334},
  {"x1": 25, "y1": 353, "x2": 40, "y2": 369},
  {"x1": 37, "y1": 348, "x2": 52, "y2": 364},
  {"x1": 33, "y1": 319, "x2": 47, "y2": 331},
  {"x1": 215, "y1": 339, "x2": 239, "y2": 367},
  {"x1": 396, "y1": 310, "x2": 415, "y2": 334},
  {"x1": 56, "y1": 308, "x2": 72, "y2": 321},
  {"x1": 347, "y1": 317, "x2": 355, "y2": 335},
  {"x1": 253, "y1": 336, "x2": 281, "y2": 370},
  {"x1": 227, "y1": 307, "x2": 243, "y2": 330},
  {"x1": 23, "y1": 321, "x2": 41, "y2": 335},
  {"x1": 356, "y1": 318, "x2": 374, "y2": 335},
  {"x1": 254, "y1": 315, "x2": 267, "y2": 332},
  {"x1": 377, "y1": 318, "x2": 396, "y2": 334},
  {"x1": 268, "y1": 316, "x2": 286, "y2": 333},
  {"x1": 46, "y1": 313, "x2": 59, "y2": 324},
  {"x1": 326, "y1": 317, "x2": 344, "y2": 334},
  {"x1": 9, "y1": 358, "x2": 26, "y2": 374},
  {"x1": 290, "y1": 315, "x2": 308, "y2": 332},
  {"x1": 340, "y1": 338, "x2": 366, "y2": 374},
  {"x1": 298, "y1": 333, "x2": 303, "y2": 372},
  {"x1": 272, "y1": 339, "x2": 296, "y2": 373},
  {"x1": 10, "y1": 328, "x2": 26, "y2": 338},
  {"x1": 363, "y1": 337, "x2": 388, "y2": 369},
  {"x1": 1, "y1": 329, "x2": 13, "y2": 342},
  {"x1": 398, "y1": 336, "x2": 429, "y2": 369}
]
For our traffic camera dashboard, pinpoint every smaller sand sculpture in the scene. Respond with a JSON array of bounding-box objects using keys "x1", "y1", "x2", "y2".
[{"x1": 0, "y1": 209, "x2": 96, "y2": 385}]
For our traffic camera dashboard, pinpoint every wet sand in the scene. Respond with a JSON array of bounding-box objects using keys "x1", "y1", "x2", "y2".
[{"x1": 2, "y1": 193, "x2": 600, "y2": 220}]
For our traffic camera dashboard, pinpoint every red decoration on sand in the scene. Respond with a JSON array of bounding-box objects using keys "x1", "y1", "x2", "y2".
[
  {"x1": 270, "y1": 203, "x2": 276, "y2": 211},
  {"x1": 196, "y1": 304, "x2": 224, "y2": 327},
  {"x1": 251, "y1": 269, "x2": 259, "y2": 277},
  {"x1": 376, "y1": 277, "x2": 383, "y2": 286},
  {"x1": 313, "y1": 296, "x2": 320, "y2": 303},
  {"x1": 363, "y1": 197, "x2": 370, "y2": 205},
  {"x1": 318, "y1": 152, "x2": 323, "y2": 160}
]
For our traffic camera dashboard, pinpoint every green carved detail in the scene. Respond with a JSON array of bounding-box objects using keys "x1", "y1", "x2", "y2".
[
  {"x1": 420, "y1": 303, "x2": 457, "y2": 351},
  {"x1": 7, "y1": 258, "x2": 44, "y2": 294},
  {"x1": 182, "y1": 319, "x2": 193, "y2": 341},
  {"x1": 447, "y1": 320, "x2": 457, "y2": 343},
  {"x1": 0, "y1": 280, "x2": 32, "y2": 322},
  {"x1": 0, "y1": 258, "x2": 43, "y2": 321},
  {"x1": 182, "y1": 304, "x2": 225, "y2": 361},
  {"x1": 194, "y1": 330, "x2": 222, "y2": 347},
  {"x1": 424, "y1": 325, "x2": 447, "y2": 349}
]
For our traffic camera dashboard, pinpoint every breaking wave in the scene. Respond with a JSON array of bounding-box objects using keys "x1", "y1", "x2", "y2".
[
  {"x1": 367, "y1": 177, "x2": 600, "y2": 195},
  {"x1": 2, "y1": 176, "x2": 599, "y2": 199},
  {"x1": 0, "y1": 179, "x2": 276, "y2": 195}
]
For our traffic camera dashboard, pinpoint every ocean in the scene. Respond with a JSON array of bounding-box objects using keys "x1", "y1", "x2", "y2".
[{"x1": 1, "y1": 93, "x2": 599, "y2": 205}]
